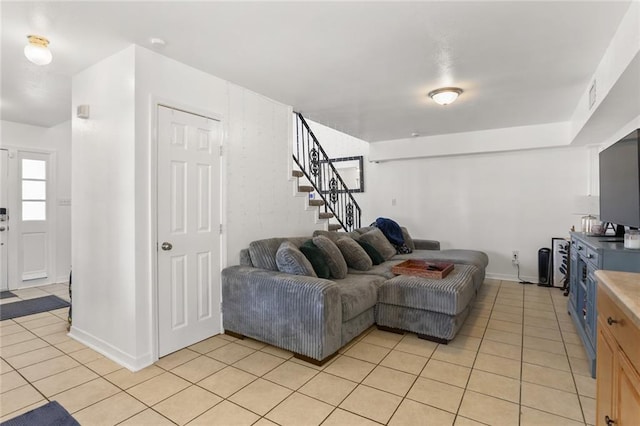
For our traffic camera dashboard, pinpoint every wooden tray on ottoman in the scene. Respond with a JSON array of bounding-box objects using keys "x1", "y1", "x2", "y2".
[{"x1": 391, "y1": 260, "x2": 454, "y2": 279}]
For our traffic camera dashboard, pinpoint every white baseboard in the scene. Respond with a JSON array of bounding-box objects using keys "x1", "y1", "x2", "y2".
[
  {"x1": 68, "y1": 326, "x2": 153, "y2": 372},
  {"x1": 485, "y1": 272, "x2": 539, "y2": 284}
]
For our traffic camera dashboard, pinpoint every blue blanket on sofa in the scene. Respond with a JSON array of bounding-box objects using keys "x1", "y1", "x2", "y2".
[{"x1": 373, "y1": 217, "x2": 405, "y2": 246}]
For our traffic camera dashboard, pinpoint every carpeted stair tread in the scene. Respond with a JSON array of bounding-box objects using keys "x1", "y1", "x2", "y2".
[
  {"x1": 309, "y1": 199, "x2": 325, "y2": 207},
  {"x1": 318, "y1": 212, "x2": 334, "y2": 219},
  {"x1": 298, "y1": 185, "x2": 314, "y2": 193},
  {"x1": 292, "y1": 170, "x2": 304, "y2": 178},
  {"x1": 328, "y1": 224, "x2": 342, "y2": 231}
]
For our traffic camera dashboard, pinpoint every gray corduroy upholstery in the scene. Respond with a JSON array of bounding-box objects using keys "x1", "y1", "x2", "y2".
[
  {"x1": 222, "y1": 266, "x2": 341, "y2": 361},
  {"x1": 412, "y1": 239, "x2": 441, "y2": 251},
  {"x1": 393, "y1": 249, "x2": 488, "y2": 287},
  {"x1": 249, "y1": 237, "x2": 309, "y2": 271},
  {"x1": 359, "y1": 228, "x2": 397, "y2": 260},
  {"x1": 378, "y1": 265, "x2": 478, "y2": 316},
  {"x1": 222, "y1": 229, "x2": 488, "y2": 362},
  {"x1": 239, "y1": 249, "x2": 253, "y2": 266},
  {"x1": 275, "y1": 242, "x2": 317, "y2": 277},
  {"x1": 336, "y1": 274, "x2": 386, "y2": 321},
  {"x1": 376, "y1": 302, "x2": 472, "y2": 341},
  {"x1": 313, "y1": 236, "x2": 348, "y2": 279},
  {"x1": 312, "y1": 229, "x2": 361, "y2": 242},
  {"x1": 335, "y1": 237, "x2": 373, "y2": 271}
]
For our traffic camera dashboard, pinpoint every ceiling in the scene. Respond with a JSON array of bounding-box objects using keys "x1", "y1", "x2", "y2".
[{"x1": 0, "y1": 1, "x2": 631, "y2": 142}]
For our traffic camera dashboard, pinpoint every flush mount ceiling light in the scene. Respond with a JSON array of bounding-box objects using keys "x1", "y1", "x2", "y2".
[
  {"x1": 428, "y1": 87, "x2": 463, "y2": 106},
  {"x1": 24, "y1": 35, "x2": 52, "y2": 65}
]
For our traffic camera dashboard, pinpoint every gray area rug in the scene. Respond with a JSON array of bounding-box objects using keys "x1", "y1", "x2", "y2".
[
  {"x1": 0, "y1": 401, "x2": 79, "y2": 426},
  {"x1": 0, "y1": 295, "x2": 70, "y2": 320},
  {"x1": 0, "y1": 291, "x2": 17, "y2": 299}
]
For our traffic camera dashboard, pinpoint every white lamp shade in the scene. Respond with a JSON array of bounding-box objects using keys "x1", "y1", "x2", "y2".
[
  {"x1": 24, "y1": 37, "x2": 52, "y2": 65},
  {"x1": 430, "y1": 90, "x2": 460, "y2": 105}
]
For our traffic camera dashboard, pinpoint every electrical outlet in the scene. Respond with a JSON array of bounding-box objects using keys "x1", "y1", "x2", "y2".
[{"x1": 512, "y1": 250, "x2": 519, "y2": 265}]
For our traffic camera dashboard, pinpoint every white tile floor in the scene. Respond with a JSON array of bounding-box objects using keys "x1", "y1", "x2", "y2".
[{"x1": 1, "y1": 279, "x2": 596, "y2": 425}]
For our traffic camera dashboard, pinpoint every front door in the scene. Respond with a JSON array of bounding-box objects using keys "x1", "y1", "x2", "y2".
[
  {"x1": 19, "y1": 151, "x2": 52, "y2": 285},
  {"x1": 157, "y1": 105, "x2": 222, "y2": 357}
]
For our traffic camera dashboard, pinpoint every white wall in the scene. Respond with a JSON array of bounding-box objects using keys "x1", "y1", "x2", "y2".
[
  {"x1": 71, "y1": 46, "x2": 138, "y2": 367},
  {"x1": 369, "y1": 122, "x2": 571, "y2": 162},
  {"x1": 0, "y1": 120, "x2": 71, "y2": 286},
  {"x1": 366, "y1": 146, "x2": 589, "y2": 282},
  {"x1": 71, "y1": 45, "x2": 322, "y2": 370},
  {"x1": 570, "y1": 1, "x2": 639, "y2": 145}
]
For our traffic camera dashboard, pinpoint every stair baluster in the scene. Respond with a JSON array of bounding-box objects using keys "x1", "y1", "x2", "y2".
[{"x1": 292, "y1": 113, "x2": 362, "y2": 232}]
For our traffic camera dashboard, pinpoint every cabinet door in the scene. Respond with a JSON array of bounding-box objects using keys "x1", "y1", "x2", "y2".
[
  {"x1": 616, "y1": 351, "x2": 640, "y2": 426},
  {"x1": 569, "y1": 250, "x2": 579, "y2": 310},
  {"x1": 585, "y1": 266, "x2": 598, "y2": 344},
  {"x1": 596, "y1": 320, "x2": 616, "y2": 426}
]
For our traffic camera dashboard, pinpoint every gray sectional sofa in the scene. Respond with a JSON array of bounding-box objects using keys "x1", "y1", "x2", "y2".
[{"x1": 221, "y1": 227, "x2": 488, "y2": 364}]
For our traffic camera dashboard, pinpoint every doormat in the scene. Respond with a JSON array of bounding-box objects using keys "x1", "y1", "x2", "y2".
[
  {"x1": 0, "y1": 291, "x2": 17, "y2": 299},
  {"x1": 0, "y1": 295, "x2": 70, "y2": 321},
  {"x1": 0, "y1": 401, "x2": 79, "y2": 426}
]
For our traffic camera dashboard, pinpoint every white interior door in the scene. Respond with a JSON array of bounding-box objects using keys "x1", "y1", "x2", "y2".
[
  {"x1": 0, "y1": 149, "x2": 8, "y2": 291},
  {"x1": 157, "y1": 105, "x2": 222, "y2": 357}
]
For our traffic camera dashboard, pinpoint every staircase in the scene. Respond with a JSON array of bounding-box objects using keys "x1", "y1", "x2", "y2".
[{"x1": 291, "y1": 113, "x2": 362, "y2": 232}]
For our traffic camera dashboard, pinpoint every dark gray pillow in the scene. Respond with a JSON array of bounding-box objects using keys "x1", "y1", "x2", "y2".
[
  {"x1": 359, "y1": 228, "x2": 396, "y2": 260},
  {"x1": 401, "y1": 227, "x2": 415, "y2": 251},
  {"x1": 275, "y1": 241, "x2": 317, "y2": 277},
  {"x1": 336, "y1": 238, "x2": 373, "y2": 271},
  {"x1": 312, "y1": 235, "x2": 348, "y2": 279}
]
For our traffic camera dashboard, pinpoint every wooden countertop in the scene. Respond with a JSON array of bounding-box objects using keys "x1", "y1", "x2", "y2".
[{"x1": 595, "y1": 270, "x2": 640, "y2": 329}]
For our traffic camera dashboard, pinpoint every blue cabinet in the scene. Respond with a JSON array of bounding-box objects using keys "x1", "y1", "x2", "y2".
[{"x1": 568, "y1": 232, "x2": 640, "y2": 378}]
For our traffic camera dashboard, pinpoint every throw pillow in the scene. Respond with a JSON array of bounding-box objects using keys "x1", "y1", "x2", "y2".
[
  {"x1": 312, "y1": 235, "x2": 348, "y2": 279},
  {"x1": 313, "y1": 229, "x2": 360, "y2": 242},
  {"x1": 299, "y1": 240, "x2": 331, "y2": 279},
  {"x1": 400, "y1": 227, "x2": 415, "y2": 251},
  {"x1": 335, "y1": 237, "x2": 373, "y2": 271},
  {"x1": 275, "y1": 241, "x2": 317, "y2": 277},
  {"x1": 359, "y1": 228, "x2": 397, "y2": 260},
  {"x1": 356, "y1": 240, "x2": 385, "y2": 265}
]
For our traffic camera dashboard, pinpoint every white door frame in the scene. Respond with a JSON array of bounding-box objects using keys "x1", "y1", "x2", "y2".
[
  {"x1": 149, "y1": 97, "x2": 227, "y2": 362},
  {"x1": 2, "y1": 146, "x2": 57, "y2": 290},
  {"x1": 0, "y1": 149, "x2": 8, "y2": 291}
]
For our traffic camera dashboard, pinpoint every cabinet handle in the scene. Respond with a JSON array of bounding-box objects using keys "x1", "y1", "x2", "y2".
[
  {"x1": 607, "y1": 317, "x2": 618, "y2": 325},
  {"x1": 605, "y1": 415, "x2": 616, "y2": 425},
  {"x1": 578, "y1": 246, "x2": 583, "y2": 251}
]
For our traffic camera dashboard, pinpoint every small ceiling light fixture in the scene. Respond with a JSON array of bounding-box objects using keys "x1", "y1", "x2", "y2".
[
  {"x1": 24, "y1": 35, "x2": 52, "y2": 65},
  {"x1": 428, "y1": 87, "x2": 463, "y2": 106}
]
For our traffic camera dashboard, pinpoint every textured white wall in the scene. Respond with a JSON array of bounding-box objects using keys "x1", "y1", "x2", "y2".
[
  {"x1": 70, "y1": 46, "x2": 139, "y2": 367},
  {"x1": 0, "y1": 120, "x2": 71, "y2": 286},
  {"x1": 71, "y1": 45, "x2": 322, "y2": 370},
  {"x1": 366, "y1": 146, "x2": 589, "y2": 282}
]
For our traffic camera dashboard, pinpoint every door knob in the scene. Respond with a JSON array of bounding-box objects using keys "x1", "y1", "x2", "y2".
[{"x1": 161, "y1": 242, "x2": 173, "y2": 251}]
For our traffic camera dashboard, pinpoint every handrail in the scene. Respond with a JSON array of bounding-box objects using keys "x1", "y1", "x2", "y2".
[{"x1": 293, "y1": 113, "x2": 362, "y2": 231}]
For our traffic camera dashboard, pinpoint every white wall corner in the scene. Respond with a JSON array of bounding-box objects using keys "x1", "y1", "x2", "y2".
[
  {"x1": 570, "y1": 2, "x2": 640, "y2": 145},
  {"x1": 69, "y1": 326, "x2": 153, "y2": 372}
]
